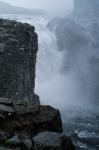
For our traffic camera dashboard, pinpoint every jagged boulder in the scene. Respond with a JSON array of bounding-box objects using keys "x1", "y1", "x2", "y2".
[
  {"x1": 6, "y1": 135, "x2": 33, "y2": 150},
  {"x1": 33, "y1": 105, "x2": 63, "y2": 133},
  {"x1": 33, "y1": 132, "x2": 75, "y2": 150},
  {"x1": 2, "y1": 105, "x2": 62, "y2": 135}
]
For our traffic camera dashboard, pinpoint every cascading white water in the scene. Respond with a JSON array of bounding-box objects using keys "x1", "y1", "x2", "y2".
[
  {"x1": 34, "y1": 16, "x2": 99, "y2": 111},
  {"x1": 22, "y1": 15, "x2": 98, "y2": 111},
  {"x1": 34, "y1": 16, "x2": 95, "y2": 110},
  {"x1": 33, "y1": 17, "x2": 87, "y2": 109},
  {"x1": 0, "y1": 14, "x2": 98, "y2": 112},
  {"x1": 35, "y1": 17, "x2": 64, "y2": 107}
]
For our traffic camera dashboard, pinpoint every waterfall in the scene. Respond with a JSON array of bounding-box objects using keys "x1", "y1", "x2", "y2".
[
  {"x1": 34, "y1": 17, "x2": 92, "y2": 110},
  {"x1": 0, "y1": 14, "x2": 98, "y2": 112},
  {"x1": 35, "y1": 16, "x2": 99, "y2": 111},
  {"x1": 35, "y1": 17, "x2": 64, "y2": 107}
]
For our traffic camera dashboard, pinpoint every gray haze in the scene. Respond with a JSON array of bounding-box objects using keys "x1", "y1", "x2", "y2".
[
  {"x1": 0, "y1": 0, "x2": 45, "y2": 14},
  {"x1": 73, "y1": 0, "x2": 99, "y2": 17},
  {"x1": 1, "y1": 0, "x2": 73, "y2": 11}
]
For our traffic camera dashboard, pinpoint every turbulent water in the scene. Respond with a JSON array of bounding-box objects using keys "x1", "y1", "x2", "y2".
[{"x1": 0, "y1": 13, "x2": 99, "y2": 149}]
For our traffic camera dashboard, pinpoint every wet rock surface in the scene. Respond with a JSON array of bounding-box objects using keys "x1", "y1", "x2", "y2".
[
  {"x1": 7, "y1": 135, "x2": 22, "y2": 148},
  {"x1": 33, "y1": 132, "x2": 75, "y2": 150},
  {"x1": 0, "y1": 147, "x2": 14, "y2": 150},
  {"x1": 33, "y1": 105, "x2": 63, "y2": 133},
  {"x1": 1, "y1": 105, "x2": 63, "y2": 135},
  {"x1": 0, "y1": 18, "x2": 38, "y2": 111},
  {"x1": 0, "y1": 18, "x2": 75, "y2": 150}
]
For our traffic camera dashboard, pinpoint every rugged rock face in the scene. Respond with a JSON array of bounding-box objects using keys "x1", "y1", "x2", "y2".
[
  {"x1": 0, "y1": 18, "x2": 75, "y2": 150},
  {"x1": 0, "y1": 18, "x2": 38, "y2": 105},
  {"x1": 33, "y1": 132, "x2": 75, "y2": 150},
  {"x1": 32, "y1": 105, "x2": 63, "y2": 133}
]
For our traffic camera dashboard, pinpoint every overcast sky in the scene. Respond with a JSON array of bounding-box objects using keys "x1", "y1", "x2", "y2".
[{"x1": 1, "y1": 0, "x2": 73, "y2": 11}]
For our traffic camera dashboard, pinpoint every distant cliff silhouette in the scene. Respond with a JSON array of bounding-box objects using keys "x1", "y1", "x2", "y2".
[{"x1": 0, "y1": 0, "x2": 44, "y2": 15}]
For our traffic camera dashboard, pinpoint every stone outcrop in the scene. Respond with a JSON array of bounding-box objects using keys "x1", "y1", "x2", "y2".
[
  {"x1": 0, "y1": 18, "x2": 39, "y2": 109},
  {"x1": 32, "y1": 105, "x2": 63, "y2": 133},
  {"x1": 0, "y1": 18, "x2": 75, "y2": 150},
  {"x1": 0, "y1": 105, "x2": 62, "y2": 135},
  {"x1": 0, "y1": 18, "x2": 40, "y2": 114},
  {"x1": 33, "y1": 132, "x2": 75, "y2": 150}
]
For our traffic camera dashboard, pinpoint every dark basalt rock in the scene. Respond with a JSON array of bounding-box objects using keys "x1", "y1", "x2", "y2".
[
  {"x1": 14, "y1": 94, "x2": 40, "y2": 115},
  {"x1": 23, "y1": 138, "x2": 33, "y2": 150},
  {"x1": 33, "y1": 105, "x2": 63, "y2": 133},
  {"x1": 6, "y1": 134, "x2": 33, "y2": 150},
  {"x1": 0, "y1": 98, "x2": 15, "y2": 113},
  {"x1": 0, "y1": 98, "x2": 13, "y2": 106},
  {"x1": 0, "y1": 18, "x2": 39, "y2": 114},
  {"x1": 0, "y1": 130, "x2": 9, "y2": 144},
  {"x1": 0, "y1": 104, "x2": 16, "y2": 114},
  {"x1": 0, "y1": 147, "x2": 14, "y2": 150},
  {"x1": 7, "y1": 135, "x2": 22, "y2": 148},
  {"x1": 2, "y1": 105, "x2": 62, "y2": 136},
  {"x1": 33, "y1": 132, "x2": 75, "y2": 150},
  {"x1": 0, "y1": 98, "x2": 16, "y2": 122}
]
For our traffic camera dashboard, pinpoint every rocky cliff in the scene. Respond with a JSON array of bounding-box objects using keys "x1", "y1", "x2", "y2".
[
  {"x1": 0, "y1": 18, "x2": 40, "y2": 113},
  {"x1": 0, "y1": 18, "x2": 37, "y2": 99},
  {"x1": 0, "y1": 18, "x2": 75, "y2": 150}
]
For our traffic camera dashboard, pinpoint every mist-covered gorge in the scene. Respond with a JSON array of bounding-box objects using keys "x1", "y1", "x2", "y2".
[
  {"x1": 47, "y1": 17, "x2": 99, "y2": 108},
  {"x1": 46, "y1": 1, "x2": 99, "y2": 111},
  {"x1": 46, "y1": 17, "x2": 99, "y2": 150},
  {"x1": 1, "y1": 12, "x2": 99, "y2": 111},
  {"x1": 1, "y1": 2, "x2": 99, "y2": 148}
]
